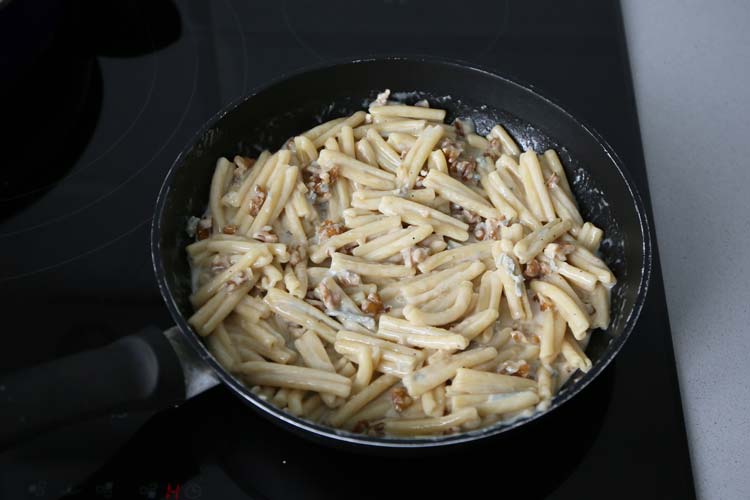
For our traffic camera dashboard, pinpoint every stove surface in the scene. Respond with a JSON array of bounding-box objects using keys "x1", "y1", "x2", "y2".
[{"x1": 0, "y1": 1, "x2": 694, "y2": 499}]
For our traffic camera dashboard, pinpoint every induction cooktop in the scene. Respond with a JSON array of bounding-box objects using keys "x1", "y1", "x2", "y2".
[{"x1": 0, "y1": 1, "x2": 695, "y2": 498}]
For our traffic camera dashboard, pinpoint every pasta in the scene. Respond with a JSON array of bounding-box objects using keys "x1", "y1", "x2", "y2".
[{"x1": 185, "y1": 91, "x2": 616, "y2": 438}]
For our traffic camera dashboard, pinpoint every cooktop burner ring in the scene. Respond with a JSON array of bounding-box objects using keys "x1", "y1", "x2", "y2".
[{"x1": 281, "y1": 0, "x2": 510, "y2": 60}]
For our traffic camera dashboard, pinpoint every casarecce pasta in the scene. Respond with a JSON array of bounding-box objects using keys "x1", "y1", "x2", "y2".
[{"x1": 185, "y1": 89, "x2": 616, "y2": 437}]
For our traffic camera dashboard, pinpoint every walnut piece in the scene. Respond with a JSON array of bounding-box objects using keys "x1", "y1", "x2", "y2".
[
  {"x1": 336, "y1": 271, "x2": 361, "y2": 287},
  {"x1": 338, "y1": 242, "x2": 356, "y2": 255},
  {"x1": 289, "y1": 245, "x2": 307, "y2": 266},
  {"x1": 450, "y1": 203, "x2": 481, "y2": 224},
  {"x1": 304, "y1": 162, "x2": 338, "y2": 201},
  {"x1": 222, "y1": 224, "x2": 238, "y2": 235},
  {"x1": 249, "y1": 186, "x2": 266, "y2": 216},
  {"x1": 524, "y1": 259, "x2": 541, "y2": 278},
  {"x1": 454, "y1": 120, "x2": 466, "y2": 137},
  {"x1": 402, "y1": 247, "x2": 429, "y2": 268},
  {"x1": 361, "y1": 292, "x2": 385, "y2": 316},
  {"x1": 544, "y1": 242, "x2": 576, "y2": 262},
  {"x1": 233, "y1": 155, "x2": 256, "y2": 178},
  {"x1": 485, "y1": 137, "x2": 503, "y2": 161},
  {"x1": 500, "y1": 359, "x2": 530, "y2": 378},
  {"x1": 367, "y1": 422, "x2": 385, "y2": 437},
  {"x1": 226, "y1": 270, "x2": 251, "y2": 291},
  {"x1": 317, "y1": 282, "x2": 341, "y2": 310},
  {"x1": 196, "y1": 227, "x2": 209, "y2": 240},
  {"x1": 473, "y1": 223, "x2": 486, "y2": 240},
  {"x1": 450, "y1": 158, "x2": 477, "y2": 182},
  {"x1": 546, "y1": 172, "x2": 559, "y2": 188},
  {"x1": 352, "y1": 420, "x2": 370, "y2": 434},
  {"x1": 390, "y1": 387, "x2": 413, "y2": 412},
  {"x1": 510, "y1": 329, "x2": 540, "y2": 346},
  {"x1": 440, "y1": 137, "x2": 464, "y2": 165},
  {"x1": 318, "y1": 219, "x2": 345, "y2": 242},
  {"x1": 539, "y1": 260, "x2": 553, "y2": 276},
  {"x1": 252, "y1": 226, "x2": 278, "y2": 243},
  {"x1": 196, "y1": 215, "x2": 212, "y2": 240},
  {"x1": 536, "y1": 292, "x2": 554, "y2": 311}
]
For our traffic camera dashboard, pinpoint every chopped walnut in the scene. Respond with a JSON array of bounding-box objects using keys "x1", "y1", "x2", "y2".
[
  {"x1": 252, "y1": 226, "x2": 278, "y2": 243},
  {"x1": 524, "y1": 259, "x2": 541, "y2": 278},
  {"x1": 450, "y1": 158, "x2": 477, "y2": 182},
  {"x1": 474, "y1": 218, "x2": 505, "y2": 240},
  {"x1": 454, "y1": 120, "x2": 466, "y2": 137},
  {"x1": 485, "y1": 217, "x2": 506, "y2": 239},
  {"x1": 233, "y1": 156, "x2": 256, "y2": 178},
  {"x1": 327, "y1": 165, "x2": 340, "y2": 185},
  {"x1": 289, "y1": 245, "x2": 307, "y2": 266},
  {"x1": 318, "y1": 219, "x2": 345, "y2": 242},
  {"x1": 335, "y1": 271, "x2": 361, "y2": 287},
  {"x1": 546, "y1": 172, "x2": 559, "y2": 188},
  {"x1": 338, "y1": 242, "x2": 357, "y2": 255},
  {"x1": 303, "y1": 162, "x2": 335, "y2": 201},
  {"x1": 539, "y1": 301, "x2": 552, "y2": 312},
  {"x1": 485, "y1": 137, "x2": 504, "y2": 161},
  {"x1": 352, "y1": 420, "x2": 370, "y2": 434},
  {"x1": 440, "y1": 138, "x2": 464, "y2": 165},
  {"x1": 544, "y1": 242, "x2": 576, "y2": 262},
  {"x1": 511, "y1": 329, "x2": 541, "y2": 346},
  {"x1": 361, "y1": 292, "x2": 385, "y2": 316},
  {"x1": 402, "y1": 247, "x2": 429, "y2": 268},
  {"x1": 249, "y1": 186, "x2": 266, "y2": 216},
  {"x1": 391, "y1": 387, "x2": 413, "y2": 412},
  {"x1": 367, "y1": 422, "x2": 386, "y2": 437},
  {"x1": 415, "y1": 173, "x2": 426, "y2": 188},
  {"x1": 473, "y1": 223, "x2": 486, "y2": 240},
  {"x1": 222, "y1": 224, "x2": 238, "y2": 235},
  {"x1": 500, "y1": 360, "x2": 530, "y2": 378},
  {"x1": 196, "y1": 226, "x2": 210, "y2": 240},
  {"x1": 539, "y1": 260, "x2": 553, "y2": 276},
  {"x1": 196, "y1": 215, "x2": 212, "y2": 240},
  {"x1": 226, "y1": 270, "x2": 251, "y2": 291},
  {"x1": 317, "y1": 282, "x2": 341, "y2": 310},
  {"x1": 450, "y1": 203, "x2": 481, "y2": 224},
  {"x1": 510, "y1": 330, "x2": 525, "y2": 343}
]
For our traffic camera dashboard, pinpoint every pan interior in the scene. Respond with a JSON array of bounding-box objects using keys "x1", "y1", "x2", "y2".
[{"x1": 154, "y1": 59, "x2": 648, "y2": 446}]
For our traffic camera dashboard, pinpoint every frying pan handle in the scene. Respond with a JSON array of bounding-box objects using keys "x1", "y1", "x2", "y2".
[{"x1": 0, "y1": 326, "x2": 190, "y2": 450}]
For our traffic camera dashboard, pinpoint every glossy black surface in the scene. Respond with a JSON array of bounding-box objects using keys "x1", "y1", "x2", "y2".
[{"x1": 0, "y1": 0, "x2": 694, "y2": 498}]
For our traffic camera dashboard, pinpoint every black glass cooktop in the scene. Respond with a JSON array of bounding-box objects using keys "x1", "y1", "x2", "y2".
[{"x1": 0, "y1": 0, "x2": 695, "y2": 498}]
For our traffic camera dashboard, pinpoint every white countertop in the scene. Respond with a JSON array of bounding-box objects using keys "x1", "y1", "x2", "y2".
[{"x1": 621, "y1": 2, "x2": 750, "y2": 498}]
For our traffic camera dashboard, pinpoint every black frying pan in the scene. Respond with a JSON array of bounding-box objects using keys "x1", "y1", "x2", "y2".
[{"x1": 0, "y1": 57, "x2": 651, "y2": 452}]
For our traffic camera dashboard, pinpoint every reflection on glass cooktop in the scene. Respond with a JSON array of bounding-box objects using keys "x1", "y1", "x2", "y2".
[{"x1": 0, "y1": 0, "x2": 694, "y2": 499}]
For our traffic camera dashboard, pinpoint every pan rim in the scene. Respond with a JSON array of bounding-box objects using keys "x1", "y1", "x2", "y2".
[{"x1": 151, "y1": 54, "x2": 652, "y2": 449}]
